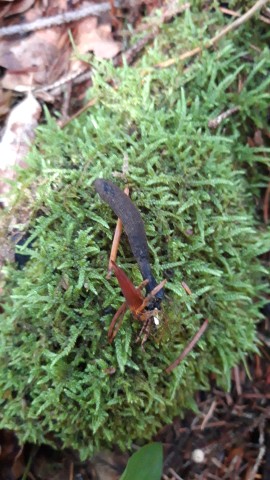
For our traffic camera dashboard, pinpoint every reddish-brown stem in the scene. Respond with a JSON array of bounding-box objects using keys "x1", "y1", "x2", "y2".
[
  {"x1": 108, "y1": 301, "x2": 128, "y2": 343},
  {"x1": 165, "y1": 318, "x2": 209, "y2": 373},
  {"x1": 136, "y1": 279, "x2": 167, "y2": 314},
  {"x1": 106, "y1": 186, "x2": 129, "y2": 278},
  {"x1": 181, "y1": 281, "x2": 192, "y2": 295}
]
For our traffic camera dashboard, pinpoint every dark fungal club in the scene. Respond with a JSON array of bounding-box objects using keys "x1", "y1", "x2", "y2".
[{"x1": 94, "y1": 179, "x2": 164, "y2": 302}]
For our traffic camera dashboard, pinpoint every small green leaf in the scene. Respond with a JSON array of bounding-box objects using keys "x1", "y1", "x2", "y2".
[{"x1": 120, "y1": 443, "x2": 163, "y2": 480}]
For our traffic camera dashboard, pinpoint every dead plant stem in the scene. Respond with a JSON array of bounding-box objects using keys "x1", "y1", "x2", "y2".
[
  {"x1": 156, "y1": 0, "x2": 269, "y2": 68},
  {"x1": 0, "y1": 3, "x2": 111, "y2": 37},
  {"x1": 166, "y1": 319, "x2": 209, "y2": 373}
]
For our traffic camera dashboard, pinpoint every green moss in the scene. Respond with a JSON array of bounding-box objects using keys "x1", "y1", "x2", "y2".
[{"x1": 0, "y1": 7, "x2": 269, "y2": 458}]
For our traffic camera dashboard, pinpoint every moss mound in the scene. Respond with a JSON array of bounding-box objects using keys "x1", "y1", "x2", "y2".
[{"x1": 0, "y1": 8, "x2": 269, "y2": 458}]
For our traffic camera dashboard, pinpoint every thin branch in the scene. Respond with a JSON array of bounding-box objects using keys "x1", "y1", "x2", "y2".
[
  {"x1": 247, "y1": 420, "x2": 266, "y2": 480},
  {"x1": 200, "y1": 400, "x2": 217, "y2": 430},
  {"x1": 115, "y1": 30, "x2": 157, "y2": 67},
  {"x1": 208, "y1": 0, "x2": 269, "y2": 47},
  {"x1": 31, "y1": 0, "x2": 189, "y2": 95},
  {"x1": 233, "y1": 365, "x2": 242, "y2": 396},
  {"x1": 0, "y1": 2, "x2": 111, "y2": 38},
  {"x1": 165, "y1": 318, "x2": 209, "y2": 374},
  {"x1": 106, "y1": 186, "x2": 129, "y2": 278},
  {"x1": 156, "y1": 47, "x2": 200, "y2": 68},
  {"x1": 208, "y1": 106, "x2": 240, "y2": 129},
  {"x1": 168, "y1": 468, "x2": 184, "y2": 480},
  {"x1": 106, "y1": 158, "x2": 130, "y2": 277},
  {"x1": 69, "y1": 462, "x2": 74, "y2": 480},
  {"x1": 219, "y1": 7, "x2": 240, "y2": 17},
  {"x1": 34, "y1": 68, "x2": 91, "y2": 95},
  {"x1": 156, "y1": 0, "x2": 269, "y2": 68},
  {"x1": 181, "y1": 281, "x2": 192, "y2": 295},
  {"x1": 58, "y1": 98, "x2": 97, "y2": 128},
  {"x1": 259, "y1": 14, "x2": 270, "y2": 23}
]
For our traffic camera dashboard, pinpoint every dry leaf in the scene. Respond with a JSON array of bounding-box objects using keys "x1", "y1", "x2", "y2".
[
  {"x1": 0, "y1": 88, "x2": 12, "y2": 117},
  {"x1": 0, "y1": 2, "x2": 120, "y2": 96},
  {"x1": 71, "y1": 16, "x2": 121, "y2": 72},
  {"x1": 3, "y1": 0, "x2": 35, "y2": 18},
  {"x1": 0, "y1": 28, "x2": 69, "y2": 91},
  {"x1": 0, "y1": 93, "x2": 41, "y2": 205}
]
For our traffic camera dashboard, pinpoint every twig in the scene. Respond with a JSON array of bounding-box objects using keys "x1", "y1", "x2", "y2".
[
  {"x1": 106, "y1": 186, "x2": 129, "y2": 278},
  {"x1": 207, "y1": 472, "x2": 223, "y2": 480},
  {"x1": 259, "y1": 328, "x2": 270, "y2": 345},
  {"x1": 0, "y1": 2, "x2": 111, "y2": 38},
  {"x1": 107, "y1": 157, "x2": 129, "y2": 277},
  {"x1": 247, "y1": 420, "x2": 266, "y2": 480},
  {"x1": 207, "y1": 0, "x2": 269, "y2": 47},
  {"x1": 259, "y1": 14, "x2": 270, "y2": 23},
  {"x1": 168, "y1": 468, "x2": 185, "y2": 480},
  {"x1": 166, "y1": 319, "x2": 209, "y2": 373},
  {"x1": 48, "y1": 33, "x2": 155, "y2": 93},
  {"x1": 156, "y1": 47, "x2": 200, "y2": 68},
  {"x1": 137, "y1": 1, "x2": 190, "y2": 31},
  {"x1": 115, "y1": 2, "x2": 190, "y2": 67},
  {"x1": 200, "y1": 400, "x2": 217, "y2": 430},
  {"x1": 233, "y1": 365, "x2": 242, "y2": 396},
  {"x1": 33, "y1": 0, "x2": 190, "y2": 95},
  {"x1": 69, "y1": 461, "x2": 74, "y2": 480},
  {"x1": 156, "y1": 0, "x2": 269, "y2": 68},
  {"x1": 59, "y1": 98, "x2": 97, "y2": 128},
  {"x1": 219, "y1": 7, "x2": 241, "y2": 17},
  {"x1": 181, "y1": 281, "x2": 192, "y2": 295},
  {"x1": 61, "y1": 80, "x2": 72, "y2": 122},
  {"x1": 208, "y1": 106, "x2": 240, "y2": 129},
  {"x1": 115, "y1": 30, "x2": 157, "y2": 67},
  {"x1": 241, "y1": 393, "x2": 270, "y2": 399},
  {"x1": 179, "y1": 420, "x2": 230, "y2": 432},
  {"x1": 34, "y1": 68, "x2": 91, "y2": 94}
]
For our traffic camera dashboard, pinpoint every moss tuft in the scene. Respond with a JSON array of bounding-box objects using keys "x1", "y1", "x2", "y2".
[{"x1": 0, "y1": 7, "x2": 269, "y2": 458}]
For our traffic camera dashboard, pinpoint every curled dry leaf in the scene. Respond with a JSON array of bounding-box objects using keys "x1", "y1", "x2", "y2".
[
  {"x1": 0, "y1": 93, "x2": 41, "y2": 205},
  {"x1": 1, "y1": 0, "x2": 35, "y2": 18},
  {"x1": 0, "y1": 2, "x2": 12, "y2": 19},
  {"x1": 0, "y1": 88, "x2": 12, "y2": 117},
  {"x1": 70, "y1": 16, "x2": 121, "y2": 72},
  {"x1": 0, "y1": 2, "x2": 120, "y2": 98},
  {"x1": 0, "y1": 28, "x2": 69, "y2": 91}
]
